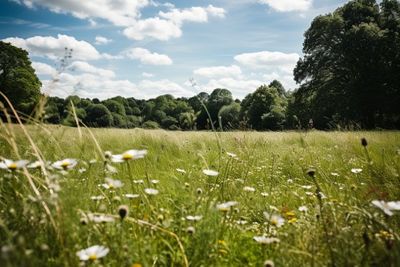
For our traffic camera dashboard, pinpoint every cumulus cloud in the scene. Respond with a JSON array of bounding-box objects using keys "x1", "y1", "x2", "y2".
[
  {"x1": 158, "y1": 5, "x2": 225, "y2": 25},
  {"x1": 12, "y1": 0, "x2": 149, "y2": 26},
  {"x1": 95, "y1": 36, "x2": 112, "y2": 45},
  {"x1": 32, "y1": 62, "x2": 57, "y2": 76},
  {"x1": 234, "y1": 51, "x2": 299, "y2": 73},
  {"x1": 125, "y1": 48, "x2": 173, "y2": 65},
  {"x1": 3, "y1": 34, "x2": 102, "y2": 61},
  {"x1": 258, "y1": 0, "x2": 312, "y2": 12},
  {"x1": 142, "y1": 72, "x2": 154, "y2": 78},
  {"x1": 193, "y1": 65, "x2": 242, "y2": 79},
  {"x1": 202, "y1": 77, "x2": 266, "y2": 98},
  {"x1": 138, "y1": 79, "x2": 193, "y2": 98},
  {"x1": 67, "y1": 61, "x2": 115, "y2": 78},
  {"x1": 123, "y1": 17, "x2": 182, "y2": 41}
]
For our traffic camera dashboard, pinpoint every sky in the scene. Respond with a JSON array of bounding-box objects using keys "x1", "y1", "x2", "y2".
[{"x1": 0, "y1": 0, "x2": 349, "y2": 100}]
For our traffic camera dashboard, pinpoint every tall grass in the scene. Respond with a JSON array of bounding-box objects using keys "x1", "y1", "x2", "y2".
[{"x1": 0, "y1": 119, "x2": 399, "y2": 266}]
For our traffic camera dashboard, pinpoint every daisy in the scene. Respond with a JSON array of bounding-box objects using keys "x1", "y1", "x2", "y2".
[
  {"x1": 226, "y1": 152, "x2": 238, "y2": 158},
  {"x1": 298, "y1": 206, "x2": 308, "y2": 213},
  {"x1": 253, "y1": 236, "x2": 280, "y2": 244},
  {"x1": 176, "y1": 168, "x2": 186, "y2": 174},
  {"x1": 88, "y1": 214, "x2": 115, "y2": 223},
  {"x1": 52, "y1": 158, "x2": 77, "y2": 170},
  {"x1": 243, "y1": 186, "x2": 256, "y2": 192},
  {"x1": 150, "y1": 179, "x2": 159, "y2": 184},
  {"x1": 0, "y1": 159, "x2": 29, "y2": 170},
  {"x1": 144, "y1": 188, "x2": 159, "y2": 195},
  {"x1": 264, "y1": 212, "x2": 285, "y2": 227},
  {"x1": 27, "y1": 160, "x2": 44, "y2": 169},
  {"x1": 102, "y1": 178, "x2": 123, "y2": 189},
  {"x1": 76, "y1": 245, "x2": 109, "y2": 261},
  {"x1": 203, "y1": 169, "x2": 219, "y2": 176},
  {"x1": 111, "y1": 149, "x2": 147, "y2": 163},
  {"x1": 90, "y1": 196, "x2": 105, "y2": 201},
  {"x1": 124, "y1": 194, "x2": 140, "y2": 199},
  {"x1": 351, "y1": 168, "x2": 362, "y2": 174},
  {"x1": 216, "y1": 201, "x2": 238, "y2": 212},
  {"x1": 186, "y1": 215, "x2": 203, "y2": 221},
  {"x1": 372, "y1": 200, "x2": 400, "y2": 216}
]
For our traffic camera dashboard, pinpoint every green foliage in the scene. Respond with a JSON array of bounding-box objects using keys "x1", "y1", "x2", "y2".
[
  {"x1": 218, "y1": 102, "x2": 241, "y2": 130},
  {"x1": 142, "y1": 120, "x2": 159, "y2": 129},
  {"x1": 84, "y1": 104, "x2": 113, "y2": 127}
]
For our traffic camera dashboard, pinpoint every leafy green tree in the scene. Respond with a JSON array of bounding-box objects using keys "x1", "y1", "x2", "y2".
[
  {"x1": 84, "y1": 104, "x2": 113, "y2": 127},
  {"x1": 142, "y1": 120, "x2": 159, "y2": 129},
  {"x1": 0, "y1": 41, "x2": 41, "y2": 117},
  {"x1": 218, "y1": 102, "x2": 241, "y2": 130}
]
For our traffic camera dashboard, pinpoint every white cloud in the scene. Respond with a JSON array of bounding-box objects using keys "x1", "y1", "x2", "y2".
[
  {"x1": 32, "y1": 62, "x2": 57, "y2": 76},
  {"x1": 12, "y1": 0, "x2": 149, "y2": 26},
  {"x1": 202, "y1": 77, "x2": 266, "y2": 98},
  {"x1": 258, "y1": 0, "x2": 312, "y2": 12},
  {"x1": 123, "y1": 17, "x2": 182, "y2": 41},
  {"x1": 159, "y1": 5, "x2": 225, "y2": 25},
  {"x1": 194, "y1": 65, "x2": 242, "y2": 79},
  {"x1": 3, "y1": 34, "x2": 102, "y2": 61},
  {"x1": 142, "y1": 72, "x2": 154, "y2": 78},
  {"x1": 263, "y1": 72, "x2": 296, "y2": 90},
  {"x1": 95, "y1": 36, "x2": 112, "y2": 45},
  {"x1": 67, "y1": 61, "x2": 115, "y2": 78},
  {"x1": 234, "y1": 51, "x2": 299, "y2": 73},
  {"x1": 138, "y1": 79, "x2": 193, "y2": 98},
  {"x1": 125, "y1": 48, "x2": 173, "y2": 65}
]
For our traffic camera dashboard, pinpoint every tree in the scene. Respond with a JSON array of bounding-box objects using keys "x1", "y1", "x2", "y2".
[
  {"x1": 197, "y1": 89, "x2": 233, "y2": 129},
  {"x1": 240, "y1": 85, "x2": 287, "y2": 130},
  {"x1": 0, "y1": 41, "x2": 41, "y2": 116},
  {"x1": 84, "y1": 104, "x2": 113, "y2": 127},
  {"x1": 293, "y1": 0, "x2": 400, "y2": 129},
  {"x1": 218, "y1": 103, "x2": 241, "y2": 130}
]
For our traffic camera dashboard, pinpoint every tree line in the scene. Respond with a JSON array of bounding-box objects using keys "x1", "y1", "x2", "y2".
[{"x1": 1, "y1": 0, "x2": 399, "y2": 130}]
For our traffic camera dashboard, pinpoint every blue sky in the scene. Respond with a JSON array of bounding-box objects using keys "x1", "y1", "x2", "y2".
[{"x1": 0, "y1": 0, "x2": 348, "y2": 100}]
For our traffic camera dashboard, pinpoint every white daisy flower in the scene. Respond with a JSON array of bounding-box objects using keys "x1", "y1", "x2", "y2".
[
  {"x1": 76, "y1": 245, "x2": 109, "y2": 261},
  {"x1": 144, "y1": 188, "x2": 159, "y2": 195},
  {"x1": 226, "y1": 152, "x2": 238, "y2": 158},
  {"x1": 102, "y1": 178, "x2": 123, "y2": 189},
  {"x1": 203, "y1": 169, "x2": 219, "y2": 176},
  {"x1": 186, "y1": 215, "x2": 203, "y2": 221},
  {"x1": 301, "y1": 185, "x2": 313, "y2": 190},
  {"x1": 133, "y1": 179, "x2": 144, "y2": 184},
  {"x1": 330, "y1": 172, "x2": 339, "y2": 176},
  {"x1": 90, "y1": 196, "x2": 105, "y2": 201},
  {"x1": 52, "y1": 158, "x2": 77, "y2": 170},
  {"x1": 243, "y1": 186, "x2": 256, "y2": 192},
  {"x1": 176, "y1": 168, "x2": 186, "y2": 173},
  {"x1": 298, "y1": 206, "x2": 308, "y2": 212},
  {"x1": 351, "y1": 168, "x2": 362, "y2": 174},
  {"x1": 253, "y1": 236, "x2": 280, "y2": 244},
  {"x1": 261, "y1": 192, "x2": 269, "y2": 197},
  {"x1": 151, "y1": 179, "x2": 159, "y2": 184},
  {"x1": 372, "y1": 200, "x2": 400, "y2": 216},
  {"x1": 216, "y1": 201, "x2": 238, "y2": 212},
  {"x1": 111, "y1": 149, "x2": 147, "y2": 163},
  {"x1": 264, "y1": 212, "x2": 285, "y2": 227},
  {"x1": 88, "y1": 214, "x2": 115, "y2": 223},
  {"x1": 27, "y1": 160, "x2": 44, "y2": 169},
  {"x1": 0, "y1": 159, "x2": 29, "y2": 170},
  {"x1": 124, "y1": 194, "x2": 140, "y2": 199}
]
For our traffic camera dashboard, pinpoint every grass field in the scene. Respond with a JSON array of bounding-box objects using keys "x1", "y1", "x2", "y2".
[{"x1": 0, "y1": 124, "x2": 400, "y2": 266}]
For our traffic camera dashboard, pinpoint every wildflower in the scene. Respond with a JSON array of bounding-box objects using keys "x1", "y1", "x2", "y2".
[
  {"x1": 102, "y1": 178, "x2": 123, "y2": 189},
  {"x1": 87, "y1": 214, "x2": 115, "y2": 223},
  {"x1": 216, "y1": 201, "x2": 238, "y2": 212},
  {"x1": 298, "y1": 206, "x2": 308, "y2": 213},
  {"x1": 90, "y1": 196, "x2": 105, "y2": 201},
  {"x1": 261, "y1": 192, "x2": 269, "y2": 197},
  {"x1": 301, "y1": 185, "x2": 313, "y2": 189},
  {"x1": 351, "y1": 168, "x2": 362, "y2": 174},
  {"x1": 330, "y1": 172, "x2": 339, "y2": 176},
  {"x1": 288, "y1": 218, "x2": 297, "y2": 224},
  {"x1": 0, "y1": 159, "x2": 29, "y2": 170},
  {"x1": 186, "y1": 226, "x2": 195, "y2": 234},
  {"x1": 196, "y1": 188, "x2": 203, "y2": 195},
  {"x1": 226, "y1": 152, "x2": 237, "y2": 158},
  {"x1": 133, "y1": 179, "x2": 144, "y2": 184},
  {"x1": 111, "y1": 149, "x2": 147, "y2": 163},
  {"x1": 264, "y1": 260, "x2": 275, "y2": 267},
  {"x1": 186, "y1": 215, "x2": 203, "y2": 222},
  {"x1": 104, "y1": 151, "x2": 112, "y2": 159},
  {"x1": 264, "y1": 212, "x2": 285, "y2": 227},
  {"x1": 124, "y1": 194, "x2": 140, "y2": 199},
  {"x1": 203, "y1": 169, "x2": 219, "y2": 176},
  {"x1": 287, "y1": 178, "x2": 293, "y2": 183},
  {"x1": 118, "y1": 205, "x2": 129, "y2": 220},
  {"x1": 144, "y1": 188, "x2": 159, "y2": 195},
  {"x1": 372, "y1": 200, "x2": 400, "y2": 216},
  {"x1": 105, "y1": 164, "x2": 118, "y2": 174},
  {"x1": 253, "y1": 236, "x2": 280, "y2": 244},
  {"x1": 243, "y1": 186, "x2": 256, "y2": 192},
  {"x1": 150, "y1": 179, "x2": 159, "y2": 184},
  {"x1": 176, "y1": 168, "x2": 186, "y2": 173},
  {"x1": 306, "y1": 168, "x2": 316, "y2": 177},
  {"x1": 132, "y1": 264, "x2": 142, "y2": 267},
  {"x1": 76, "y1": 245, "x2": 109, "y2": 261},
  {"x1": 375, "y1": 230, "x2": 395, "y2": 241},
  {"x1": 52, "y1": 158, "x2": 77, "y2": 170},
  {"x1": 27, "y1": 160, "x2": 44, "y2": 169},
  {"x1": 236, "y1": 219, "x2": 247, "y2": 225}
]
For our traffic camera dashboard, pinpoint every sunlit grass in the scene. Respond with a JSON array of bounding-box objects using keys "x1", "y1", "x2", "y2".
[{"x1": 0, "y1": 124, "x2": 399, "y2": 266}]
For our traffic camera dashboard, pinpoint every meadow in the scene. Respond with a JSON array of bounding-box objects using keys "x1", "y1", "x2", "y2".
[{"x1": 0, "y1": 124, "x2": 399, "y2": 266}]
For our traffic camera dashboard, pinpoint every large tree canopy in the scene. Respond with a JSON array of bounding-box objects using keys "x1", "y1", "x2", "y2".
[
  {"x1": 293, "y1": 0, "x2": 400, "y2": 129},
  {"x1": 0, "y1": 41, "x2": 41, "y2": 116}
]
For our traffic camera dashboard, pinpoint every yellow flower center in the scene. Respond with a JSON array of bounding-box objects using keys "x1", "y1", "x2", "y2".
[
  {"x1": 8, "y1": 163, "x2": 17, "y2": 170},
  {"x1": 271, "y1": 219, "x2": 278, "y2": 226},
  {"x1": 132, "y1": 264, "x2": 142, "y2": 267},
  {"x1": 89, "y1": 254, "x2": 97, "y2": 260},
  {"x1": 122, "y1": 153, "x2": 133, "y2": 160},
  {"x1": 61, "y1": 161, "x2": 70, "y2": 169}
]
